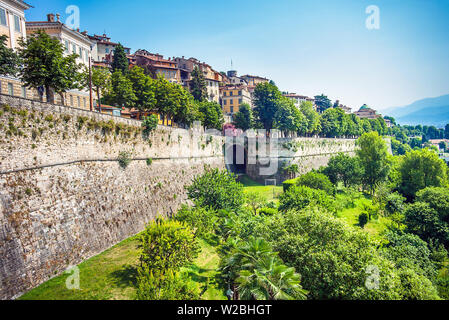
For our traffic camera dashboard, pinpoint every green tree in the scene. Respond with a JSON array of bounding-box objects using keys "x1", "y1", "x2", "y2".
[
  {"x1": 197, "y1": 101, "x2": 224, "y2": 130},
  {"x1": 190, "y1": 66, "x2": 207, "y2": 101},
  {"x1": 314, "y1": 94, "x2": 332, "y2": 113},
  {"x1": 139, "y1": 218, "x2": 199, "y2": 272},
  {"x1": 299, "y1": 101, "x2": 320, "y2": 135},
  {"x1": 153, "y1": 76, "x2": 198, "y2": 126},
  {"x1": 0, "y1": 35, "x2": 19, "y2": 76},
  {"x1": 85, "y1": 66, "x2": 111, "y2": 110},
  {"x1": 111, "y1": 43, "x2": 129, "y2": 74},
  {"x1": 320, "y1": 108, "x2": 347, "y2": 138},
  {"x1": 187, "y1": 168, "x2": 244, "y2": 211},
  {"x1": 358, "y1": 212, "x2": 369, "y2": 228},
  {"x1": 253, "y1": 82, "x2": 283, "y2": 131},
  {"x1": 104, "y1": 70, "x2": 136, "y2": 108},
  {"x1": 18, "y1": 30, "x2": 82, "y2": 104},
  {"x1": 356, "y1": 132, "x2": 390, "y2": 194},
  {"x1": 257, "y1": 208, "x2": 407, "y2": 299},
  {"x1": 278, "y1": 185, "x2": 336, "y2": 213},
  {"x1": 296, "y1": 171, "x2": 335, "y2": 195},
  {"x1": 128, "y1": 66, "x2": 156, "y2": 112},
  {"x1": 233, "y1": 103, "x2": 253, "y2": 131},
  {"x1": 416, "y1": 187, "x2": 449, "y2": 223},
  {"x1": 404, "y1": 202, "x2": 449, "y2": 248},
  {"x1": 398, "y1": 149, "x2": 448, "y2": 200},
  {"x1": 274, "y1": 98, "x2": 307, "y2": 135},
  {"x1": 322, "y1": 153, "x2": 363, "y2": 188}
]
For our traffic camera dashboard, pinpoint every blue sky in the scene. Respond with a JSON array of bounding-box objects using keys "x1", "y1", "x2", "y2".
[{"x1": 25, "y1": 0, "x2": 449, "y2": 110}]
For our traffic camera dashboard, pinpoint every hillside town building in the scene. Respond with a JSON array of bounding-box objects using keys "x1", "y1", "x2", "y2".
[
  {"x1": 174, "y1": 56, "x2": 222, "y2": 103},
  {"x1": 354, "y1": 104, "x2": 382, "y2": 119},
  {"x1": 88, "y1": 33, "x2": 130, "y2": 67},
  {"x1": 220, "y1": 85, "x2": 252, "y2": 117},
  {"x1": 283, "y1": 93, "x2": 315, "y2": 109},
  {"x1": 129, "y1": 49, "x2": 180, "y2": 84}
]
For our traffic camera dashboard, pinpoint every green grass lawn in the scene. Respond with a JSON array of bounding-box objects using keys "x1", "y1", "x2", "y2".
[
  {"x1": 336, "y1": 190, "x2": 391, "y2": 239},
  {"x1": 239, "y1": 175, "x2": 283, "y2": 203},
  {"x1": 20, "y1": 236, "x2": 225, "y2": 300}
]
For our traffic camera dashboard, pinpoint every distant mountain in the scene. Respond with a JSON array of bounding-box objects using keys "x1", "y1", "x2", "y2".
[{"x1": 383, "y1": 94, "x2": 449, "y2": 127}]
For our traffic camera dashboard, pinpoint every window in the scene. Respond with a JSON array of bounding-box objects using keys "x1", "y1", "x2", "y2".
[
  {"x1": 72, "y1": 43, "x2": 76, "y2": 54},
  {"x1": 239, "y1": 99, "x2": 242, "y2": 104},
  {"x1": 230, "y1": 99, "x2": 233, "y2": 105},
  {"x1": 105, "y1": 48, "x2": 109, "y2": 54},
  {"x1": 8, "y1": 83, "x2": 14, "y2": 96},
  {"x1": 70, "y1": 95, "x2": 73, "y2": 106},
  {"x1": 77, "y1": 96, "x2": 80, "y2": 107},
  {"x1": 230, "y1": 106, "x2": 234, "y2": 113},
  {"x1": 14, "y1": 15, "x2": 20, "y2": 32},
  {"x1": 64, "y1": 40, "x2": 69, "y2": 52},
  {"x1": 223, "y1": 100, "x2": 227, "y2": 105},
  {"x1": 230, "y1": 91, "x2": 233, "y2": 96},
  {"x1": 79, "y1": 47, "x2": 82, "y2": 58},
  {"x1": 0, "y1": 80, "x2": 2, "y2": 94},
  {"x1": 0, "y1": 8, "x2": 7, "y2": 26},
  {"x1": 22, "y1": 86, "x2": 26, "y2": 98},
  {"x1": 83, "y1": 98, "x2": 86, "y2": 108},
  {"x1": 238, "y1": 91, "x2": 242, "y2": 95}
]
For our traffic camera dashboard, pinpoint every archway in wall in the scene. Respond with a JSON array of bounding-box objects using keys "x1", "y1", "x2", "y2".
[{"x1": 225, "y1": 143, "x2": 248, "y2": 174}]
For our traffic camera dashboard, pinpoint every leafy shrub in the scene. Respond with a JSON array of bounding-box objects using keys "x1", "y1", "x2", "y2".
[
  {"x1": 175, "y1": 204, "x2": 218, "y2": 238},
  {"x1": 187, "y1": 168, "x2": 244, "y2": 211},
  {"x1": 322, "y1": 153, "x2": 363, "y2": 188},
  {"x1": 279, "y1": 186, "x2": 336, "y2": 213},
  {"x1": 258, "y1": 207, "x2": 278, "y2": 216},
  {"x1": 117, "y1": 151, "x2": 132, "y2": 169},
  {"x1": 136, "y1": 268, "x2": 199, "y2": 300},
  {"x1": 142, "y1": 114, "x2": 158, "y2": 136},
  {"x1": 146, "y1": 158, "x2": 153, "y2": 166},
  {"x1": 358, "y1": 212, "x2": 369, "y2": 228},
  {"x1": 139, "y1": 218, "x2": 199, "y2": 272},
  {"x1": 416, "y1": 187, "x2": 449, "y2": 223},
  {"x1": 256, "y1": 208, "x2": 439, "y2": 300},
  {"x1": 404, "y1": 202, "x2": 449, "y2": 248},
  {"x1": 385, "y1": 192, "x2": 406, "y2": 216},
  {"x1": 282, "y1": 178, "x2": 298, "y2": 192},
  {"x1": 244, "y1": 191, "x2": 267, "y2": 215},
  {"x1": 296, "y1": 171, "x2": 335, "y2": 195}
]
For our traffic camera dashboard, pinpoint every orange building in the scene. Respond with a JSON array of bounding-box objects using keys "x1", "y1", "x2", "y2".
[{"x1": 220, "y1": 85, "x2": 252, "y2": 116}]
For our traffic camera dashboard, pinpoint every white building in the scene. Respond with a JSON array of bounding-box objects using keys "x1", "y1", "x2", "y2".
[{"x1": 283, "y1": 93, "x2": 315, "y2": 109}]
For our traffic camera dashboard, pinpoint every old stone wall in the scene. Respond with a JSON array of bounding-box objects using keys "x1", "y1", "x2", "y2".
[
  {"x1": 0, "y1": 95, "x2": 225, "y2": 299},
  {"x1": 246, "y1": 137, "x2": 357, "y2": 184}
]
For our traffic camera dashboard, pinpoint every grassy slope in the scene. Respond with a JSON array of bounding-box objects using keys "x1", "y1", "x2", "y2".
[
  {"x1": 20, "y1": 236, "x2": 225, "y2": 300},
  {"x1": 239, "y1": 175, "x2": 283, "y2": 203},
  {"x1": 336, "y1": 191, "x2": 390, "y2": 239}
]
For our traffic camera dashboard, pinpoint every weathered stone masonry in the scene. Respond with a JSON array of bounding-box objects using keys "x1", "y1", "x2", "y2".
[
  {"x1": 0, "y1": 95, "x2": 225, "y2": 299},
  {"x1": 0, "y1": 94, "x2": 359, "y2": 300}
]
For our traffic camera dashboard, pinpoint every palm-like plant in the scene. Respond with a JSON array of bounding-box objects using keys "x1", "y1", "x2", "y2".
[{"x1": 221, "y1": 237, "x2": 307, "y2": 300}]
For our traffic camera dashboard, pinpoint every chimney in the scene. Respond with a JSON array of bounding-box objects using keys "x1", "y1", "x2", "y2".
[
  {"x1": 56, "y1": 13, "x2": 60, "y2": 22},
  {"x1": 47, "y1": 13, "x2": 55, "y2": 22}
]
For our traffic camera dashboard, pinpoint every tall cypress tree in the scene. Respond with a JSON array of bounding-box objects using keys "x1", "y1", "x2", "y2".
[
  {"x1": 190, "y1": 66, "x2": 207, "y2": 102},
  {"x1": 111, "y1": 43, "x2": 129, "y2": 74}
]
